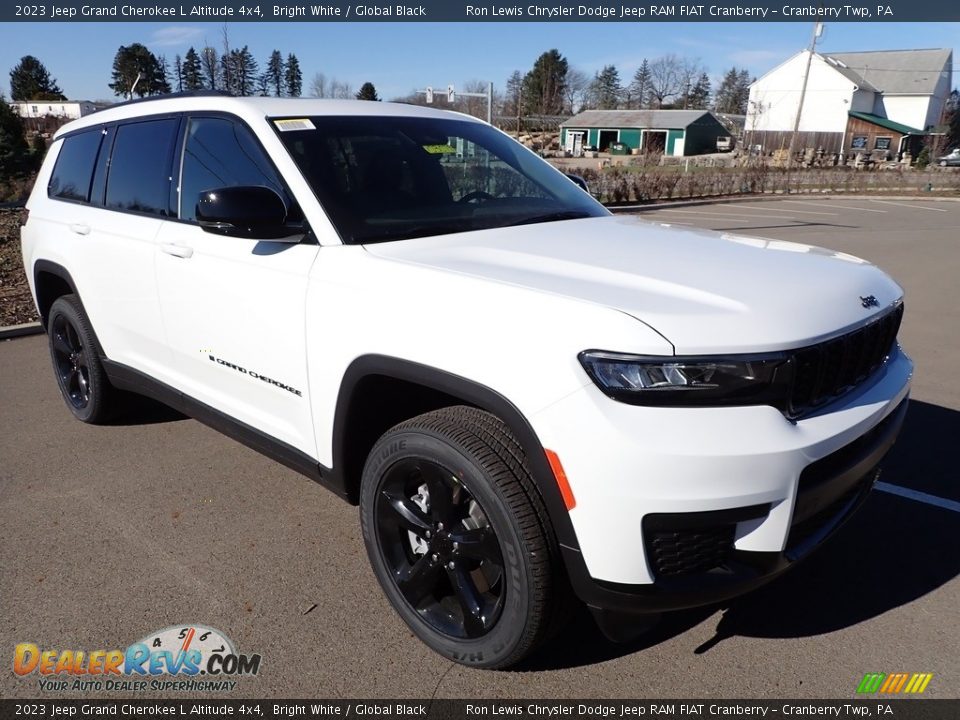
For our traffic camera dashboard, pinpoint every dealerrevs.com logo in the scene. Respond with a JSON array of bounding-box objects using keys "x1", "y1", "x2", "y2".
[{"x1": 14, "y1": 624, "x2": 261, "y2": 692}]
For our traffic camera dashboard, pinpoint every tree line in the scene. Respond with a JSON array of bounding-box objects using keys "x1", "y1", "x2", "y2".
[{"x1": 502, "y1": 49, "x2": 755, "y2": 118}]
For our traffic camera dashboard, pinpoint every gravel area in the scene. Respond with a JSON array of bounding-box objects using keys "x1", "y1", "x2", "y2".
[{"x1": 0, "y1": 208, "x2": 38, "y2": 326}]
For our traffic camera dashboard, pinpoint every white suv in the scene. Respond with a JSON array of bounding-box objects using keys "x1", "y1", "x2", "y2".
[{"x1": 22, "y1": 94, "x2": 912, "y2": 668}]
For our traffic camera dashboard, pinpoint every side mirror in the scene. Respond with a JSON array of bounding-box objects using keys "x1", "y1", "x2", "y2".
[
  {"x1": 196, "y1": 186, "x2": 303, "y2": 241},
  {"x1": 565, "y1": 173, "x2": 590, "y2": 194}
]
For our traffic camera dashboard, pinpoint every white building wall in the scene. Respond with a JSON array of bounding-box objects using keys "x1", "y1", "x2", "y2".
[
  {"x1": 747, "y1": 51, "x2": 857, "y2": 134},
  {"x1": 12, "y1": 101, "x2": 96, "y2": 119},
  {"x1": 873, "y1": 96, "x2": 933, "y2": 131}
]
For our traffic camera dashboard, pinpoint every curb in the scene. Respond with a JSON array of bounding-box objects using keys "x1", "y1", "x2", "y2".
[
  {"x1": 0, "y1": 322, "x2": 44, "y2": 340},
  {"x1": 608, "y1": 193, "x2": 960, "y2": 213}
]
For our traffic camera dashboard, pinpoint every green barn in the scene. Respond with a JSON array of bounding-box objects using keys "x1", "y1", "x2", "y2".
[{"x1": 560, "y1": 109, "x2": 731, "y2": 157}]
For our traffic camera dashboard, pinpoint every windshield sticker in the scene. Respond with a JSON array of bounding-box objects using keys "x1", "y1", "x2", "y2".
[
  {"x1": 422, "y1": 143, "x2": 456, "y2": 154},
  {"x1": 274, "y1": 118, "x2": 315, "y2": 132}
]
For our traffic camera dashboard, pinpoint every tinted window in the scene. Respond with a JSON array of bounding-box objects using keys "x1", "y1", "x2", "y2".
[
  {"x1": 180, "y1": 117, "x2": 287, "y2": 222},
  {"x1": 49, "y1": 130, "x2": 103, "y2": 202},
  {"x1": 105, "y1": 119, "x2": 179, "y2": 216},
  {"x1": 275, "y1": 116, "x2": 607, "y2": 244}
]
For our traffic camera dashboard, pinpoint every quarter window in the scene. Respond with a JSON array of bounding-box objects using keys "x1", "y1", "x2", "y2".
[
  {"x1": 48, "y1": 130, "x2": 103, "y2": 203},
  {"x1": 105, "y1": 118, "x2": 179, "y2": 217},
  {"x1": 179, "y1": 117, "x2": 287, "y2": 222}
]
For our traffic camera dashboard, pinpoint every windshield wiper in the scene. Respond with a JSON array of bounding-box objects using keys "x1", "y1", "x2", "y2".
[
  {"x1": 501, "y1": 210, "x2": 593, "y2": 227},
  {"x1": 355, "y1": 223, "x2": 471, "y2": 244}
]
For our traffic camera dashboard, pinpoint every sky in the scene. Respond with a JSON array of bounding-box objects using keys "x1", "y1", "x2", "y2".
[{"x1": 1, "y1": 21, "x2": 957, "y2": 102}]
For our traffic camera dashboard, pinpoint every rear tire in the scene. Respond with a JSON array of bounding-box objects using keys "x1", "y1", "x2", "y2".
[
  {"x1": 359, "y1": 406, "x2": 567, "y2": 668},
  {"x1": 47, "y1": 294, "x2": 115, "y2": 424}
]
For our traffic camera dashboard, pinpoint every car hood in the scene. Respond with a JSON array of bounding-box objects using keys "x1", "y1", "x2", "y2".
[{"x1": 363, "y1": 215, "x2": 903, "y2": 354}]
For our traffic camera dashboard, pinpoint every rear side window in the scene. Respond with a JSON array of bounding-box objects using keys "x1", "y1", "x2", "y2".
[
  {"x1": 48, "y1": 130, "x2": 103, "y2": 202},
  {"x1": 105, "y1": 118, "x2": 179, "y2": 217},
  {"x1": 179, "y1": 117, "x2": 288, "y2": 222}
]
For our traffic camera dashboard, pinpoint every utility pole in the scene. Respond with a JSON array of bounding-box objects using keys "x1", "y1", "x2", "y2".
[{"x1": 786, "y1": 21, "x2": 823, "y2": 176}]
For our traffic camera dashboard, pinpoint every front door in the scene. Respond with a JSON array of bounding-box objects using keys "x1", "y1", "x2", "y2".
[{"x1": 155, "y1": 115, "x2": 319, "y2": 456}]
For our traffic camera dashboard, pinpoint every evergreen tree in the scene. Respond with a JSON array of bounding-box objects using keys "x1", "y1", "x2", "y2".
[
  {"x1": 355, "y1": 82, "x2": 380, "y2": 101},
  {"x1": 946, "y1": 90, "x2": 960, "y2": 149},
  {"x1": 156, "y1": 55, "x2": 172, "y2": 95},
  {"x1": 109, "y1": 44, "x2": 164, "y2": 99},
  {"x1": 265, "y1": 50, "x2": 285, "y2": 97},
  {"x1": 714, "y1": 67, "x2": 741, "y2": 114},
  {"x1": 182, "y1": 47, "x2": 204, "y2": 91},
  {"x1": 734, "y1": 69, "x2": 753, "y2": 114},
  {"x1": 284, "y1": 54, "x2": 302, "y2": 97},
  {"x1": 0, "y1": 95, "x2": 31, "y2": 176},
  {"x1": 173, "y1": 54, "x2": 184, "y2": 92},
  {"x1": 522, "y1": 49, "x2": 568, "y2": 116},
  {"x1": 590, "y1": 65, "x2": 622, "y2": 109},
  {"x1": 628, "y1": 59, "x2": 651, "y2": 109},
  {"x1": 222, "y1": 46, "x2": 258, "y2": 96},
  {"x1": 9, "y1": 55, "x2": 66, "y2": 101},
  {"x1": 684, "y1": 72, "x2": 712, "y2": 110}
]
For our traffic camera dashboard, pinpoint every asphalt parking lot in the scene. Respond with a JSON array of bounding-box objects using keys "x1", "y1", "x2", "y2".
[{"x1": 2, "y1": 197, "x2": 958, "y2": 699}]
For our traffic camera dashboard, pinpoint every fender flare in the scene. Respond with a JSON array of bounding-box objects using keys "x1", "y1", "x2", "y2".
[
  {"x1": 32, "y1": 259, "x2": 81, "y2": 328},
  {"x1": 332, "y1": 354, "x2": 581, "y2": 553}
]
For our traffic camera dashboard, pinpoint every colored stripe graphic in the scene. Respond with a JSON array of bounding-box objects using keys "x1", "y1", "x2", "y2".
[
  {"x1": 857, "y1": 673, "x2": 886, "y2": 693},
  {"x1": 857, "y1": 672, "x2": 933, "y2": 694}
]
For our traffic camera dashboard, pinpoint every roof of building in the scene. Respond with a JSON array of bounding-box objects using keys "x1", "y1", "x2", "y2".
[
  {"x1": 848, "y1": 111, "x2": 924, "y2": 135},
  {"x1": 561, "y1": 109, "x2": 718, "y2": 128},
  {"x1": 823, "y1": 49, "x2": 952, "y2": 95}
]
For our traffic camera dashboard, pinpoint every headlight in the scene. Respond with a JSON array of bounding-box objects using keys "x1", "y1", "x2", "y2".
[{"x1": 578, "y1": 350, "x2": 791, "y2": 408}]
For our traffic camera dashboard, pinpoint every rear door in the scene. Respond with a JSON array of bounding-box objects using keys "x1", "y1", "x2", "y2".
[
  {"x1": 154, "y1": 114, "x2": 319, "y2": 456},
  {"x1": 43, "y1": 118, "x2": 179, "y2": 381}
]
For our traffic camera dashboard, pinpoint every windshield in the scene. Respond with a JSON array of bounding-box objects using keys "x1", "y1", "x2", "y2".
[{"x1": 272, "y1": 115, "x2": 608, "y2": 244}]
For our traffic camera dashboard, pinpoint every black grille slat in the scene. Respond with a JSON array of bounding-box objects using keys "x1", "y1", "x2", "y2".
[
  {"x1": 648, "y1": 527, "x2": 735, "y2": 577},
  {"x1": 787, "y1": 304, "x2": 902, "y2": 418}
]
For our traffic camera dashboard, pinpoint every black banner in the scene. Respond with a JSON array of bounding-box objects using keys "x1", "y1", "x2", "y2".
[
  {"x1": 2, "y1": 700, "x2": 960, "y2": 720},
  {"x1": 3, "y1": 0, "x2": 960, "y2": 22}
]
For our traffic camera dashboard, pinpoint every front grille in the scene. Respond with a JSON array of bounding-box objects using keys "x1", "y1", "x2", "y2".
[
  {"x1": 788, "y1": 303, "x2": 903, "y2": 418},
  {"x1": 646, "y1": 526, "x2": 735, "y2": 577}
]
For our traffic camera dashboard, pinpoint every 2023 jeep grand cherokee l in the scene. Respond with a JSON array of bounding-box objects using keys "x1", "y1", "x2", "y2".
[{"x1": 22, "y1": 94, "x2": 912, "y2": 668}]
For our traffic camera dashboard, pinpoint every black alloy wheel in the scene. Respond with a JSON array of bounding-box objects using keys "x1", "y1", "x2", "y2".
[{"x1": 374, "y1": 457, "x2": 506, "y2": 639}]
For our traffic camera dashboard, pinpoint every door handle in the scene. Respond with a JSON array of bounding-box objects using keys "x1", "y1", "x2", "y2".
[
  {"x1": 161, "y1": 243, "x2": 194, "y2": 259},
  {"x1": 69, "y1": 223, "x2": 90, "y2": 236}
]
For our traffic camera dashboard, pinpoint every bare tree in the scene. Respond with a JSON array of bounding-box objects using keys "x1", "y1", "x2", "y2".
[
  {"x1": 563, "y1": 68, "x2": 590, "y2": 114},
  {"x1": 648, "y1": 54, "x2": 685, "y2": 108},
  {"x1": 309, "y1": 72, "x2": 328, "y2": 98},
  {"x1": 330, "y1": 79, "x2": 353, "y2": 99},
  {"x1": 200, "y1": 47, "x2": 219, "y2": 90}
]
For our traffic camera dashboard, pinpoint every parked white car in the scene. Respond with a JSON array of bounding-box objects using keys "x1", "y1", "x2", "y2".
[{"x1": 21, "y1": 94, "x2": 912, "y2": 668}]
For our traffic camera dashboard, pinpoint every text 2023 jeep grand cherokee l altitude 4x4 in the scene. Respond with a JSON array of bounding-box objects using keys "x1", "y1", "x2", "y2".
[{"x1": 22, "y1": 94, "x2": 912, "y2": 668}]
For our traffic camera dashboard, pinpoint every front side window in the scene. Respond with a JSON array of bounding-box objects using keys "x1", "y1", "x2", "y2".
[
  {"x1": 105, "y1": 118, "x2": 179, "y2": 217},
  {"x1": 274, "y1": 115, "x2": 607, "y2": 244},
  {"x1": 179, "y1": 116, "x2": 288, "y2": 222},
  {"x1": 48, "y1": 129, "x2": 103, "y2": 203}
]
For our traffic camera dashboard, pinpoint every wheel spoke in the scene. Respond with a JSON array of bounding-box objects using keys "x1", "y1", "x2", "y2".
[
  {"x1": 379, "y1": 491, "x2": 432, "y2": 535},
  {"x1": 76, "y1": 370, "x2": 90, "y2": 403},
  {"x1": 448, "y1": 565, "x2": 489, "y2": 638},
  {"x1": 419, "y1": 463, "x2": 455, "y2": 524},
  {"x1": 65, "y1": 322, "x2": 82, "y2": 353},
  {"x1": 449, "y1": 527, "x2": 502, "y2": 564},
  {"x1": 395, "y1": 553, "x2": 442, "y2": 607},
  {"x1": 52, "y1": 332, "x2": 72, "y2": 357}
]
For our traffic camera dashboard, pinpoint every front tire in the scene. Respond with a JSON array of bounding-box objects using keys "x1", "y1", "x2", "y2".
[
  {"x1": 360, "y1": 406, "x2": 562, "y2": 668},
  {"x1": 47, "y1": 294, "x2": 115, "y2": 424}
]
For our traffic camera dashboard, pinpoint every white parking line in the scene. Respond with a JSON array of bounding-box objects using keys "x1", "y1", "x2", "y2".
[
  {"x1": 868, "y1": 199, "x2": 949, "y2": 212},
  {"x1": 875, "y1": 481, "x2": 960, "y2": 513},
  {"x1": 744, "y1": 205, "x2": 838, "y2": 216},
  {"x1": 653, "y1": 209, "x2": 790, "y2": 220},
  {"x1": 778, "y1": 199, "x2": 887, "y2": 213}
]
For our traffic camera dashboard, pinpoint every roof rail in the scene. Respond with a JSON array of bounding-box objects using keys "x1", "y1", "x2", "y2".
[{"x1": 105, "y1": 89, "x2": 235, "y2": 111}]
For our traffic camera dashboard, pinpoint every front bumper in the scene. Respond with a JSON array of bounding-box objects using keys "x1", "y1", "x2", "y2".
[{"x1": 531, "y1": 345, "x2": 912, "y2": 613}]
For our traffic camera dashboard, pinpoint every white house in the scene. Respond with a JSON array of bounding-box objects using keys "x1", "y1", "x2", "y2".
[
  {"x1": 746, "y1": 48, "x2": 953, "y2": 154},
  {"x1": 12, "y1": 100, "x2": 100, "y2": 120}
]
